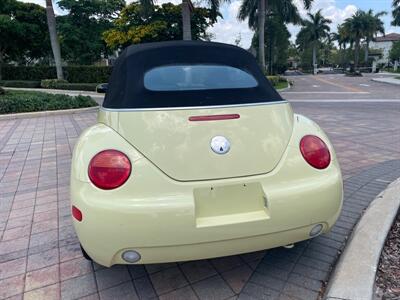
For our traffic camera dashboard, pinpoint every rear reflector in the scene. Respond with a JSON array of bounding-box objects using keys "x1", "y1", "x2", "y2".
[
  {"x1": 189, "y1": 114, "x2": 240, "y2": 122},
  {"x1": 72, "y1": 205, "x2": 83, "y2": 222}
]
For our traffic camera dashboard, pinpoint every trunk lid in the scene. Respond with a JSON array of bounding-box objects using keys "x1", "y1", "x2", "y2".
[{"x1": 113, "y1": 102, "x2": 293, "y2": 181}]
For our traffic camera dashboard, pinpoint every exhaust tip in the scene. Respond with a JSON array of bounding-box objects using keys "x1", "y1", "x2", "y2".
[{"x1": 122, "y1": 250, "x2": 141, "y2": 263}]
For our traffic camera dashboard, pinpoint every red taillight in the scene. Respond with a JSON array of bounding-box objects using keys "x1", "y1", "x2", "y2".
[
  {"x1": 300, "y1": 135, "x2": 331, "y2": 169},
  {"x1": 72, "y1": 205, "x2": 83, "y2": 221},
  {"x1": 88, "y1": 150, "x2": 131, "y2": 190}
]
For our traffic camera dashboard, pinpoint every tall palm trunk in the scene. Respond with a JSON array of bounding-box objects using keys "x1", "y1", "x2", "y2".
[
  {"x1": 45, "y1": 0, "x2": 63, "y2": 79},
  {"x1": 354, "y1": 39, "x2": 360, "y2": 69},
  {"x1": 312, "y1": 41, "x2": 317, "y2": 75},
  {"x1": 257, "y1": 0, "x2": 266, "y2": 70},
  {"x1": 364, "y1": 40, "x2": 369, "y2": 64},
  {"x1": 182, "y1": 0, "x2": 192, "y2": 40}
]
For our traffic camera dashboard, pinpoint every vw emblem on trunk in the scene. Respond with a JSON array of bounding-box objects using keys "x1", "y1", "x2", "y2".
[{"x1": 210, "y1": 136, "x2": 230, "y2": 155}]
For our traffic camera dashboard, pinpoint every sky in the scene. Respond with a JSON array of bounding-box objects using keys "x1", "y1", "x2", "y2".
[{"x1": 19, "y1": 0, "x2": 400, "y2": 48}]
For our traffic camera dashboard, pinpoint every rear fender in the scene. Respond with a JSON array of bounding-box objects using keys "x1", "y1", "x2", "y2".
[
  {"x1": 71, "y1": 124, "x2": 143, "y2": 182},
  {"x1": 289, "y1": 114, "x2": 338, "y2": 161}
]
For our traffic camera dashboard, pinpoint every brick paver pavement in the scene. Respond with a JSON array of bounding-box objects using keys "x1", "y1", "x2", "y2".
[{"x1": 0, "y1": 102, "x2": 399, "y2": 300}]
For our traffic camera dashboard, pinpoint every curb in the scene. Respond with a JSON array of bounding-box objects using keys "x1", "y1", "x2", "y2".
[
  {"x1": 0, "y1": 106, "x2": 99, "y2": 120},
  {"x1": 3, "y1": 86, "x2": 99, "y2": 95},
  {"x1": 325, "y1": 178, "x2": 400, "y2": 300},
  {"x1": 371, "y1": 78, "x2": 400, "y2": 86}
]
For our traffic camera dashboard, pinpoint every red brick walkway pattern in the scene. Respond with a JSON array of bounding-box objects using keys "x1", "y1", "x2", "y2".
[{"x1": 0, "y1": 102, "x2": 399, "y2": 299}]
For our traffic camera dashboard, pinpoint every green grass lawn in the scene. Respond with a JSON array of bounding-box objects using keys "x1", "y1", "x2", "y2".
[
  {"x1": 0, "y1": 90, "x2": 98, "y2": 114},
  {"x1": 274, "y1": 81, "x2": 289, "y2": 90}
]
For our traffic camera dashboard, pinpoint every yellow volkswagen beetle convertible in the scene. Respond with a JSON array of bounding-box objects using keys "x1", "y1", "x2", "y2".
[{"x1": 71, "y1": 41, "x2": 343, "y2": 266}]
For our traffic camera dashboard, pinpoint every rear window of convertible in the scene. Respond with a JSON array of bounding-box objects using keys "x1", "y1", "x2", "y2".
[
  {"x1": 102, "y1": 42, "x2": 284, "y2": 109},
  {"x1": 144, "y1": 65, "x2": 258, "y2": 91}
]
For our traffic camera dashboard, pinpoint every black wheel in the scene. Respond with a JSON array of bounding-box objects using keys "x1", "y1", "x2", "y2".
[{"x1": 80, "y1": 244, "x2": 92, "y2": 261}]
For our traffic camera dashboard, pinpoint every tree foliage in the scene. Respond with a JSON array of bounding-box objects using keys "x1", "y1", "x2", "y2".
[
  {"x1": 0, "y1": 0, "x2": 51, "y2": 79},
  {"x1": 363, "y1": 9, "x2": 386, "y2": 43},
  {"x1": 238, "y1": 0, "x2": 313, "y2": 69},
  {"x1": 390, "y1": 41, "x2": 400, "y2": 61},
  {"x1": 393, "y1": 0, "x2": 400, "y2": 26},
  {"x1": 0, "y1": 0, "x2": 50, "y2": 63},
  {"x1": 296, "y1": 10, "x2": 331, "y2": 71},
  {"x1": 57, "y1": 0, "x2": 125, "y2": 64},
  {"x1": 297, "y1": 10, "x2": 331, "y2": 50},
  {"x1": 339, "y1": 10, "x2": 386, "y2": 68},
  {"x1": 251, "y1": 15, "x2": 291, "y2": 74},
  {"x1": 238, "y1": 0, "x2": 302, "y2": 29},
  {"x1": 103, "y1": 2, "x2": 218, "y2": 50}
]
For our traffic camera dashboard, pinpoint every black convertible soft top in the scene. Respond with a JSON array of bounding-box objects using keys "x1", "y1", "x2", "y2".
[{"x1": 103, "y1": 41, "x2": 283, "y2": 109}]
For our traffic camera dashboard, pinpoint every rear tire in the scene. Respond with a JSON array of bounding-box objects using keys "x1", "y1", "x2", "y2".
[{"x1": 80, "y1": 244, "x2": 92, "y2": 261}]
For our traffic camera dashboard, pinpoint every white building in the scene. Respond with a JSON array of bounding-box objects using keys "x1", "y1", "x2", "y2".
[{"x1": 369, "y1": 33, "x2": 400, "y2": 65}]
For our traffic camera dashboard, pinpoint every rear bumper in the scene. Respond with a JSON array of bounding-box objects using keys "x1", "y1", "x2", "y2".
[
  {"x1": 87, "y1": 223, "x2": 331, "y2": 266},
  {"x1": 71, "y1": 158, "x2": 342, "y2": 266}
]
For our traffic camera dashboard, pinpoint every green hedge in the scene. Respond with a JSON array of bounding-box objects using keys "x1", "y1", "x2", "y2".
[
  {"x1": 40, "y1": 79, "x2": 98, "y2": 91},
  {"x1": 47, "y1": 83, "x2": 98, "y2": 91},
  {"x1": 0, "y1": 90, "x2": 98, "y2": 114},
  {"x1": 2, "y1": 65, "x2": 112, "y2": 83},
  {"x1": 40, "y1": 79, "x2": 69, "y2": 88},
  {"x1": 0, "y1": 80, "x2": 41, "y2": 88}
]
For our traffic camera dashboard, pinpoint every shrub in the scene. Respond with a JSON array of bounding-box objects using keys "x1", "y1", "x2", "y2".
[
  {"x1": 40, "y1": 80, "x2": 98, "y2": 91},
  {"x1": 2, "y1": 66, "x2": 56, "y2": 81},
  {"x1": 49, "y1": 83, "x2": 98, "y2": 91},
  {"x1": 63, "y1": 66, "x2": 112, "y2": 83},
  {"x1": 0, "y1": 90, "x2": 98, "y2": 114},
  {"x1": 41, "y1": 79, "x2": 69, "y2": 89},
  {"x1": 2, "y1": 65, "x2": 112, "y2": 83},
  {"x1": 267, "y1": 76, "x2": 288, "y2": 90},
  {"x1": 267, "y1": 76, "x2": 287, "y2": 85},
  {"x1": 0, "y1": 80, "x2": 41, "y2": 88},
  {"x1": 345, "y1": 70, "x2": 363, "y2": 77},
  {"x1": 0, "y1": 87, "x2": 4, "y2": 95}
]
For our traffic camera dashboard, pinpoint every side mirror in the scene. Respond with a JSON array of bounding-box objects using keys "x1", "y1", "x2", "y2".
[{"x1": 96, "y1": 83, "x2": 108, "y2": 94}]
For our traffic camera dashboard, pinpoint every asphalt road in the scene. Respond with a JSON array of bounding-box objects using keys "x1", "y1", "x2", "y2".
[
  {"x1": 281, "y1": 73, "x2": 400, "y2": 101},
  {"x1": 5, "y1": 73, "x2": 400, "y2": 104}
]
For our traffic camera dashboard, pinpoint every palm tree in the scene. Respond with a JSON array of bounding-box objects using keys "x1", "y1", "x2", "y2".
[
  {"x1": 181, "y1": 0, "x2": 193, "y2": 40},
  {"x1": 140, "y1": 0, "x2": 222, "y2": 41},
  {"x1": 343, "y1": 11, "x2": 367, "y2": 70},
  {"x1": 45, "y1": 0, "x2": 63, "y2": 80},
  {"x1": 238, "y1": 0, "x2": 310, "y2": 70},
  {"x1": 336, "y1": 25, "x2": 351, "y2": 67},
  {"x1": 297, "y1": 10, "x2": 331, "y2": 74},
  {"x1": 363, "y1": 9, "x2": 386, "y2": 63},
  {"x1": 393, "y1": 0, "x2": 400, "y2": 26}
]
